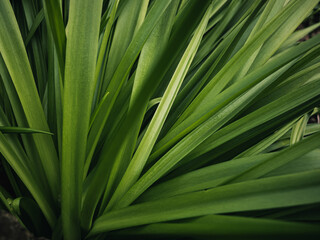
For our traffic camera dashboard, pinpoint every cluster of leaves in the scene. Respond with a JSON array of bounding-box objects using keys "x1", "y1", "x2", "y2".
[{"x1": 0, "y1": 0, "x2": 320, "y2": 239}]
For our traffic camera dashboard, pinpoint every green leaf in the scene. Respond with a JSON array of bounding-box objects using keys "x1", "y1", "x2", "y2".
[
  {"x1": 2, "y1": 1, "x2": 320, "y2": 239},
  {"x1": 61, "y1": 0, "x2": 103, "y2": 238},
  {"x1": 146, "y1": 98, "x2": 162, "y2": 111},
  {"x1": 97, "y1": 0, "x2": 180, "y2": 214},
  {"x1": 11, "y1": 197, "x2": 50, "y2": 236},
  {"x1": 179, "y1": 77, "x2": 320, "y2": 169},
  {"x1": 138, "y1": 154, "x2": 273, "y2": 202},
  {"x1": 150, "y1": 34, "x2": 320, "y2": 162},
  {"x1": 236, "y1": 119, "x2": 296, "y2": 158},
  {"x1": 278, "y1": 22, "x2": 320, "y2": 53},
  {"x1": 111, "y1": 215, "x2": 320, "y2": 239},
  {"x1": 139, "y1": 147, "x2": 320, "y2": 203},
  {"x1": 81, "y1": 0, "x2": 188, "y2": 230},
  {"x1": 0, "y1": 0, "x2": 59, "y2": 200},
  {"x1": 106, "y1": 2, "x2": 213, "y2": 212},
  {"x1": 1, "y1": 159, "x2": 21, "y2": 196},
  {"x1": 0, "y1": 102, "x2": 47, "y2": 186},
  {"x1": 98, "y1": 0, "x2": 149, "y2": 99},
  {"x1": 90, "y1": 170, "x2": 320, "y2": 235},
  {"x1": 21, "y1": 1, "x2": 47, "y2": 99},
  {"x1": 174, "y1": 0, "x2": 317, "y2": 127},
  {"x1": 290, "y1": 113, "x2": 309, "y2": 145},
  {"x1": 85, "y1": 0, "x2": 174, "y2": 176},
  {"x1": 226, "y1": 131, "x2": 320, "y2": 184},
  {"x1": 0, "y1": 187, "x2": 12, "y2": 212},
  {"x1": 266, "y1": 148, "x2": 320, "y2": 177},
  {"x1": 115, "y1": 66, "x2": 297, "y2": 209},
  {"x1": 0, "y1": 126, "x2": 53, "y2": 135},
  {"x1": 24, "y1": 9, "x2": 44, "y2": 46},
  {"x1": 91, "y1": 0, "x2": 119, "y2": 111},
  {"x1": 41, "y1": 0, "x2": 66, "y2": 72},
  {"x1": 0, "y1": 132, "x2": 56, "y2": 227}
]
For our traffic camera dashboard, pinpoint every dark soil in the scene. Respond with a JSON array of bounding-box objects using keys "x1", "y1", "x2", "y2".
[{"x1": 0, "y1": 210, "x2": 48, "y2": 240}]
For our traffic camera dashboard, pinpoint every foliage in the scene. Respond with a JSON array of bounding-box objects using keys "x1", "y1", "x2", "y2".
[{"x1": 0, "y1": 0, "x2": 320, "y2": 239}]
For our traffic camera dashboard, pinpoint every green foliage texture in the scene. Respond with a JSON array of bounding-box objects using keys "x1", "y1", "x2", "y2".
[{"x1": 0, "y1": 0, "x2": 320, "y2": 239}]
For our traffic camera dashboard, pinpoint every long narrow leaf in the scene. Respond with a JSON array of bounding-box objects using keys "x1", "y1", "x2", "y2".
[
  {"x1": 90, "y1": 170, "x2": 320, "y2": 235},
  {"x1": 61, "y1": 0, "x2": 103, "y2": 238},
  {"x1": 0, "y1": 0, "x2": 59, "y2": 199},
  {"x1": 106, "y1": 3, "x2": 213, "y2": 212}
]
